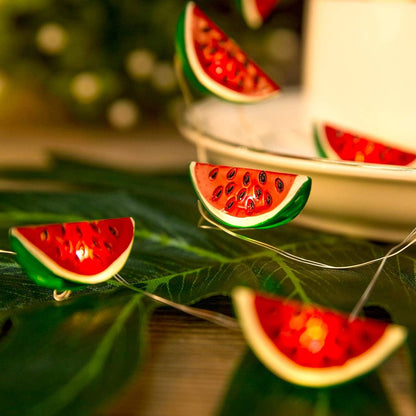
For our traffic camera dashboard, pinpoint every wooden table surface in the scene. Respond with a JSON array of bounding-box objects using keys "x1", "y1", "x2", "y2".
[{"x1": 101, "y1": 299, "x2": 246, "y2": 416}]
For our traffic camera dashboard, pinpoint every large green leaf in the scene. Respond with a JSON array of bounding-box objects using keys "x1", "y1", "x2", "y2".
[
  {"x1": 218, "y1": 350, "x2": 396, "y2": 416},
  {"x1": 0, "y1": 157, "x2": 415, "y2": 415}
]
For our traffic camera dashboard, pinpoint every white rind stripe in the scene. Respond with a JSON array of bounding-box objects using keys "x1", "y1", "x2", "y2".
[{"x1": 241, "y1": 0, "x2": 262, "y2": 29}]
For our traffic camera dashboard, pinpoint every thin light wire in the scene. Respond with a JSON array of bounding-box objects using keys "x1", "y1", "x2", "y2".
[
  {"x1": 198, "y1": 202, "x2": 416, "y2": 271},
  {"x1": 1, "y1": 247, "x2": 239, "y2": 329},
  {"x1": 349, "y1": 239, "x2": 406, "y2": 321},
  {"x1": 0, "y1": 249, "x2": 16, "y2": 255},
  {"x1": 198, "y1": 202, "x2": 416, "y2": 318},
  {"x1": 114, "y1": 274, "x2": 240, "y2": 331}
]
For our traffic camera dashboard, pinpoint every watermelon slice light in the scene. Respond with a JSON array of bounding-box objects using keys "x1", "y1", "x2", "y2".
[
  {"x1": 314, "y1": 123, "x2": 416, "y2": 167},
  {"x1": 232, "y1": 287, "x2": 407, "y2": 387},
  {"x1": 237, "y1": 0, "x2": 281, "y2": 29},
  {"x1": 10, "y1": 217, "x2": 135, "y2": 290},
  {"x1": 175, "y1": 2, "x2": 280, "y2": 103},
  {"x1": 189, "y1": 162, "x2": 311, "y2": 229}
]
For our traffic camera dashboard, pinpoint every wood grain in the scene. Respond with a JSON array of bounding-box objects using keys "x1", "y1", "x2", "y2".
[{"x1": 99, "y1": 298, "x2": 246, "y2": 416}]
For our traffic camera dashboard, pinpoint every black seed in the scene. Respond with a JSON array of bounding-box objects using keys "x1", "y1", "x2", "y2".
[
  {"x1": 227, "y1": 168, "x2": 237, "y2": 180},
  {"x1": 210, "y1": 47, "x2": 218, "y2": 55},
  {"x1": 109, "y1": 226, "x2": 119, "y2": 237},
  {"x1": 202, "y1": 26, "x2": 211, "y2": 32},
  {"x1": 255, "y1": 185, "x2": 262, "y2": 199},
  {"x1": 275, "y1": 178, "x2": 284, "y2": 193},
  {"x1": 209, "y1": 167, "x2": 219, "y2": 180},
  {"x1": 76, "y1": 226, "x2": 83, "y2": 238},
  {"x1": 91, "y1": 223, "x2": 100, "y2": 233},
  {"x1": 93, "y1": 253, "x2": 103, "y2": 263},
  {"x1": 60, "y1": 225, "x2": 66, "y2": 236},
  {"x1": 237, "y1": 188, "x2": 246, "y2": 201},
  {"x1": 254, "y1": 74, "x2": 259, "y2": 84},
  {"x1": 105, "y1": 241, "x2": 113, "y2": 252},
  {"x1": 92, "y1": 238, "x2": 100, "y2": 248},
  {"x1": 271, "y1": 328, "x2": 280, "y2": 339},
  {"x1": 225, "y1": 182, "x2": 235, "y2": 195},
  {"x1": 243, "y1": 172, "x2": 250, "y2": 186},
  {"x1": 225, "y1": 197, "x2": 235, "y2": 211},
  {"x1": 266, "y1": 194, "x2": 272, "y2": 205},
  {"x1": 56, "y1": 246, "x2": 62, "y2": 259},
  {"x1": 40, "y1": 229, "x2": 49, "y2": 241},
  {"x1": 323, "y1": 356, "x2": 332, "y2": 366},
  {"x1": 346, "y1": 346, "x2": 355, "y2": 358},
  {"x1": 212, "y1": 185, "x2": 223, "y2": 201},
  {"x1": 246, "y1": 198, "x2": 255, "y2": 213},
  {"x1": 258, "y1": 171, "x2": 267, "y2": 184}
]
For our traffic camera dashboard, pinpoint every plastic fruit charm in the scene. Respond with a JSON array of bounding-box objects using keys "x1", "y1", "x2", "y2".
[
  {"x1": 232, "y1": 287, "x2": 407, "y2": 387},
  {"x1": 237, "y1": 0, "x2": 281, "y2": 29},
  {"x1": 9, "y1": 217, "x2": 135, "y2": 291},
  {"x1": 175, "y1": 2, "x2": 280, "y2": 103},
  {"x1": 189, "y1": 161, "x2": 311, "y2": 229},
  {"x1": 314, "y1": 123, "x2": 416, "y2": 166}
]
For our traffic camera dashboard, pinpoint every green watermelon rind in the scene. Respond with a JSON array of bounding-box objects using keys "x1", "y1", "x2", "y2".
[
  {"x1": 313, "y1": 123, "x2": 329, "y2": 159},
  {"x1": 236, "y1": 0, "x2": 263, "y2": 29},
  {"x1": 189, "y1": 162, "x2": 312, "y2": 229},
  {"x1": 9, "y1": 218, "x2": 135, "y2": 285},
  {"x1": 232, "y1": 286, "x2": 408, "y2": 388},
  {"x1": 175, "y1": 2, "x2": 279, "y2": 103},
  {"x1": 10, "y1": 236, "x2": 86, "y2": 291},
  {"x1": 175, "y1": 3, "x2": 210, "y2": 98}
]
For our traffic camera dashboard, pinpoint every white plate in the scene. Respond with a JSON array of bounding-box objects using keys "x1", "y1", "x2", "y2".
[{"x1": 178, "y1": 90, "x2": 416, "y2": 242}]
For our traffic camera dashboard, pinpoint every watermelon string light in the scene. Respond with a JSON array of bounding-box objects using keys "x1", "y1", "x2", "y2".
[
  {"x1": 0, "y1": 219, "x2": 241, "y2": 330},
  {"x1": 174, "y1": 2, "x2": 281, "y2": 149}
]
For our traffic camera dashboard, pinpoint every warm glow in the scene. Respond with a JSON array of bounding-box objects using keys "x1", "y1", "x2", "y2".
[
  {"x1": 107, "y1": 99, "x2": 140, "y2": 130},
  {"x1": 126, "y1": 49, "x2": 156, "y2": 79},
  {"x1": 36, "y1": 22, "x2": 68, "y2": 55},
  {"x1": 299, "y1": 317, "x2": 328, "y2": 353},
  {"x1": 75, "y1": 244, "x2": 91, "y2": 262},
  {"x1": 70, "y1": 73, "x2": 102, "y2": 103}
]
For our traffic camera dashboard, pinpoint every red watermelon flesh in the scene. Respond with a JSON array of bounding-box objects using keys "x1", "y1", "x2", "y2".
[
  {"x1": 190, "y1": 162, "x2": 311, "y2": 228},
  {"x1": 256, "y1": 294, "x2": 387, "y2": 368},
  {"x1": 316, "y1": 123, "x2": 416, "y2": 166},
  {"x1": 232, "y1": 287, "x2": 407, "y2": 387},
  {"x1": 10, "y1": 217, "x2": 135, "y2": 284},
  {"x1": 177, "y1": 2, "x2": 280, "y2": 102},
  {"x1": 256, "y1": 0, "x2": 280, "y2": 20}
]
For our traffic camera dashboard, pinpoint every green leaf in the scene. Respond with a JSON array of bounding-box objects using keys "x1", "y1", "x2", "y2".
[
  {"x1": 0, "y1": 290, "x2": 153, "y2": 416},
  {"x1": 0, "y1": 157, "x2": 416, "y2": 414},
  {"x1": 218, "y1": 350, "x2": 396, "y2": 416}
]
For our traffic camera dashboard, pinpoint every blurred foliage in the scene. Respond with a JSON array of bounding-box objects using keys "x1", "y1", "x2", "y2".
[{"x1": 0, "y1": 0, "x2": 303, "y2": 129}]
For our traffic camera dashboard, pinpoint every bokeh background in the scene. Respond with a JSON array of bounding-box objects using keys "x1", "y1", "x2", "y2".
[{"x1": 0, "y1": 0, "x2": 303, "y2": 130}]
